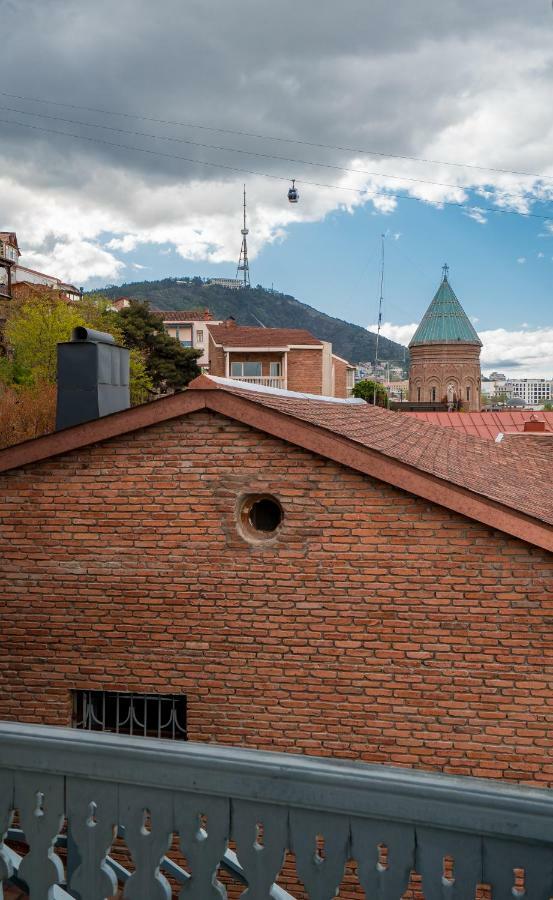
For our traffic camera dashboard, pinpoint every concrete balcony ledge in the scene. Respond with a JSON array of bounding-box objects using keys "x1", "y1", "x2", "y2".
[{"x1": 1, "y1": 722, "x2": 553, "y2": 898}]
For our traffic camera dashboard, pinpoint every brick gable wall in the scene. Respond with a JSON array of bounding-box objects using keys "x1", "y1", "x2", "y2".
[
  {"x1": 286, "y1": 348, "x2": 323, "y2": 394},
  {"x1": 0, "y1": 409, "x2": 552, "y2": 788},
  {"x1": 332, "y1": 357, "x2": 348, "y2": 398}
]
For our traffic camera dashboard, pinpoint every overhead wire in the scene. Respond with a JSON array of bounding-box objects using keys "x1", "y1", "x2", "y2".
[
  {"x1": 0, "y1": 115, "x2": 552, "y2": 222},
  {"x1": 0, "y1": 102, "x2": 503, "y2": 195},
  {"x1": 1, "y1": 88, "x2": 552, "y2": 183}
]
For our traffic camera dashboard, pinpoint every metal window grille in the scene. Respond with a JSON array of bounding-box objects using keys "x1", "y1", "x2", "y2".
[{"x1": 72, "y1": 690, "x2": 187, "y2": 740}]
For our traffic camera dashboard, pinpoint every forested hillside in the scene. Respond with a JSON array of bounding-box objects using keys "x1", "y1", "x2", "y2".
[{"x1": 99, "y1": 278, "x2": 406, "y2": 365}]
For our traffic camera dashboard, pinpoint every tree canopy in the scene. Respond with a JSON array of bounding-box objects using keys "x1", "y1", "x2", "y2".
[
  {"x1": 117, "y1": 301, "x2": 201, "y2": 391},
  {"x1": 351, "y1": 379, "x2": 388, "y2": 407}
]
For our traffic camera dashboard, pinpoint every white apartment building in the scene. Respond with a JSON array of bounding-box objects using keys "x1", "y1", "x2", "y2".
[
  {"x1": 159, "y1": 309, "x2": 222, "y2": 367},
  {"x1": 505, "y1": 379, "x2": 553, "y2": 405}
]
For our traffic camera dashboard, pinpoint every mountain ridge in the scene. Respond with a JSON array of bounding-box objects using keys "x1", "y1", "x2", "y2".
[{"x1": 98, "y1": 278, "x2": 407, "y2": 365}]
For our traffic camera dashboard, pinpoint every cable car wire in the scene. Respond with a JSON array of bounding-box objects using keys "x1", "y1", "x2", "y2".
[
  {"x1": 0, "y1": 102, "x2": 523, "y2": 195},
  {"x1": 1, "y1": 88, "x2": 552, "y2": 184},
  {"x1": 2, "y1": 102, "x2": 553, "y2": 209},
  {"x1": 0, "y1": 115, "x2": 551, "y2": 223}
]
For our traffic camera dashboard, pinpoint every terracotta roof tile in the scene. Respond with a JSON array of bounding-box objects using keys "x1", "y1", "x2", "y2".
[
  {"x1": 154, "y1": 309, "x2": 213, "y2": 322},
  {"x1": 217, "y1": 381, "x2": 553, "y2": 527},
  {"x1": 407, "y1": 410, "x2": 553, "y2": 440},
  {"x1": 207, "y1": 324, "x2": 322, "y2": 348}
]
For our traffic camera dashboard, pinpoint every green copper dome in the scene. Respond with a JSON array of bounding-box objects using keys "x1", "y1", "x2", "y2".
[{"x1": 409, "y1": 267, "x2": 482, "y2": 348}]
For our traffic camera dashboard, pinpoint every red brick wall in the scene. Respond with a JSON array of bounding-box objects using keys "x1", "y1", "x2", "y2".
[
  {"x1": 333, "y1": 357, "x2": 348, "y2": 398},
  {"x1": 0, "y1": 409, "x2": 552, "y2": 787},
  {"x1": 207, "y1": 333, "x2": 225, "y2": 374},
  {"x1": 287, "y1": 348, "x2": 323, "y2": 394}
]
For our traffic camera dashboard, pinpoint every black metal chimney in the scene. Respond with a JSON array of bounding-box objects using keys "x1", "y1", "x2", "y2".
[{"x1": 56, "y1": 326, "x2": 130, "y2": 430}]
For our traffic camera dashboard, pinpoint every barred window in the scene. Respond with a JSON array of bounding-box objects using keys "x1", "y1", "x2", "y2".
[{"x1": 72, "y1": 690, "x2": 187, "y2": 740}]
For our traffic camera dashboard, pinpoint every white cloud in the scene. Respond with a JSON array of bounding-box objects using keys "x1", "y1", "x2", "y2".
[
  {"x1": 368, "y1": 321, "x2": 418, "y2": 345},
  {"x1": 22, "y1": 240, "x2": 124, "y2": 285},
  {"x1": 1, "y1": 1, "x2": 553, "y2": 282},
  {"x1": 372, "y1": 321, "x2": 553, "y2": 378},
  {"x1": 480, "y1": 327, "x2": 553, "y2": 378},
  {"x1": 465, "y1": 207, "x2": 488, "y2": 225},
  {"x1": 106, "y1": 235, "x2": 140, "y2": 252},
  {"x1": 516, "y1": 257, "x2": 526, "y2": 264}
]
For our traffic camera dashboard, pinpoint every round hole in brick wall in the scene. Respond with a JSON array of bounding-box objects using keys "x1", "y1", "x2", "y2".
[{"x1": 239, "y1": 494, "x2": 283, "y2": 541}]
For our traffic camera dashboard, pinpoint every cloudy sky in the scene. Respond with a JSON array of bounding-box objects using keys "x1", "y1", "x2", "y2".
[{"x1": 2, "y1": 0, "x2": 553, "y2": 375}]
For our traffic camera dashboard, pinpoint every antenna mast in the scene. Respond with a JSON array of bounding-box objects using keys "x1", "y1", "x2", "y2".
[
  {"x1": 375, "y1": 233, "x2": 385, "y2": 369},
  {"x1": 236, "y1": 184, "x2": 250, "y2": 289}
]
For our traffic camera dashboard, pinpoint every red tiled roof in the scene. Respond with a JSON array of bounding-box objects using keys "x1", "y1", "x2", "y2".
[
  {"x1": 406, "y1": 410, "x2": 553, "y2": 440},
  {"x1": 212, "y1": 380, "x2": 553, "y2": 528},
  {"x1": 0, "y1": 377, "x2": 551, "y2": 550},
  {"x1": 207, "y1": 324, "x2": 322, "y2": 348},
  {"x1": 154, "y1": 309, "x2": 212, "y2": 322}
]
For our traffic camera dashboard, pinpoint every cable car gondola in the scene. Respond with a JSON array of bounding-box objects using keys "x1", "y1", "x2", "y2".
[{"x1": 288, "y1": 179, "x2": 299, "y2": 203}]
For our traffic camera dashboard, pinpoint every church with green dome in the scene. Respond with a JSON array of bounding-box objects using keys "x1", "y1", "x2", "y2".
[{"x1": 408, "y1": 266, "x2": 482, "y2": 411}]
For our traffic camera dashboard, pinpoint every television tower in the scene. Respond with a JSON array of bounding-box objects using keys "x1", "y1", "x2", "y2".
[{"x1": 236, "y1": 185, "x2": 250, "y2": 288}]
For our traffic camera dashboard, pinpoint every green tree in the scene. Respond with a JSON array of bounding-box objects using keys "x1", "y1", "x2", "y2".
[
  {"x1": 117, "y1": 301, "x2": 201, "y2": 391},
  {"x1": 5, "y1": 295, "x2": 85, "y2": 383},
  {"x1": 352, "y1": 379, "x2": 388, "y2": 407},
  {"x1": 543, "y1": 401, "x2": 553, "y2": 411},
  {"x1": 129, "y1": 350, "x2": 154, "y2": 405}
]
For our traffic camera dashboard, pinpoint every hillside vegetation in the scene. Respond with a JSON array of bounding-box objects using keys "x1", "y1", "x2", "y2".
[{"x1": 99, "y1": 278, "x2": 407, "y2": 365}]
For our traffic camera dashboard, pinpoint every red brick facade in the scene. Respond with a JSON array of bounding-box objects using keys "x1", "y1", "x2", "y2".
[
  {"x1": 1, "y1": 408, "x2": 552, "y2": 788},
  {"x1": 286, "y1": 347, "x2": 323, "y2": 393},
  {"x1": 409, "y1": 343, "x2": 482, "y2": 411}
]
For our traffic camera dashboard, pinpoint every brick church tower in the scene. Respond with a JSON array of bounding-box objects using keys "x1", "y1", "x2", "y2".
[{"x1": 408, "y1": 265, "x2": 482, "y2": 411}]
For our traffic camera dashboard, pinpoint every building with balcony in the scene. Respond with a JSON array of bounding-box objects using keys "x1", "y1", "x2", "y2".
[
  {"x1": 0, "y1": 232, "x2": 19, "y2": 299},
  {"x1": 1, "y1": 231, "x2": 80, "y2": 302},
  {"x1": 207, "y1": 320, "x2": 355, "y2": 397},
  {"x1": 156, "y1": 308, "x2": 222, "y2": 367}
]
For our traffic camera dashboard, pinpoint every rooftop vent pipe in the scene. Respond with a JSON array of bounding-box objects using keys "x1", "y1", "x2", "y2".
[{"x1": 56, "y1": 326, "x2": 130, "y2": 430}]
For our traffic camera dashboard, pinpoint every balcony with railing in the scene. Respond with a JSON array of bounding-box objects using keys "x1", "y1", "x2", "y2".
[
  {"x1": 231, "y1": 375, "x2": 286, "y2": 389},
  {"x1": 1, "y1": 721, "x2": 553, "y2": 899}
]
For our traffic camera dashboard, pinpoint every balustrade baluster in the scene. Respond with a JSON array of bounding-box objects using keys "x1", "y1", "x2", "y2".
[
  {"x1": 290, "y1": 809, "x2": 350, "y2": 900},
  {"x1": 14, "y1": 772, "x2": 65, "y2": 898},
  {"x1": 66, "y1": 777, "x2": 118, "y2": 900},
  {"x1": 483, "y1": 837, "x2": 553, "y2": 900},
  {"x1": 232, "y1": 800, "x2": 288, "y2": 899},
  {"x1": 175, "y1": 793, "x2": 229, "y2": 898},
  {"x1": 0, "y1": 771, "x2": 14, "y2": 894},
  {"x1": 119, "y1": 785, "x2": 173, "y2": 900},
  {"x1": 351, "y1": 818, "x2": 414, "y2": 899},
  {"x1": 416, "y1": 827, "x2": 481, "y2": 900}
]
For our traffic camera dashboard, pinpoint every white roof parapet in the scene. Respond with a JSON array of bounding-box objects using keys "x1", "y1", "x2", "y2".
[{"x1": 207, "y1": 374, "x2": 365, "y2": 404}]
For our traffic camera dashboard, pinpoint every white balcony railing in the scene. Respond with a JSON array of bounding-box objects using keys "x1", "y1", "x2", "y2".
[
  {"x1": 231, "y1": 375, "x2": 286, "y2": 389},
  {"x1": 1, "y1": 722, "x2": 553, "y2": 898}
]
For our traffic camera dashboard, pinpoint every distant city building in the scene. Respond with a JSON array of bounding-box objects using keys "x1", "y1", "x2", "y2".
[
  {"x1": 408, "y1": 265, "x2": 482, "y2": 411},
  {"x1": 504, "y1": 378, "x2": 553, "y2": 406},
  {"x1": 207, "y1": 277, "x2": 243, "y2": 290},
  {"x1": 488, "y1": 371, "x2": 506, "y2": 382}
]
